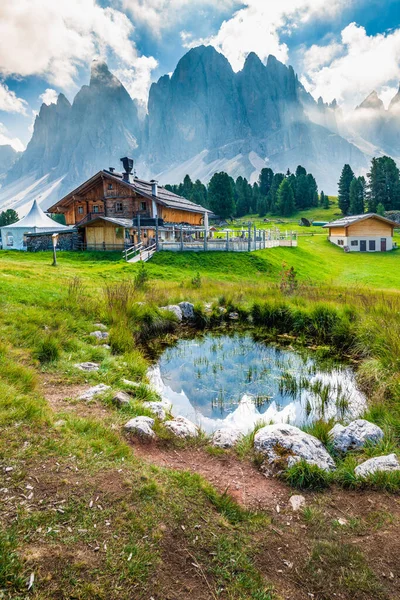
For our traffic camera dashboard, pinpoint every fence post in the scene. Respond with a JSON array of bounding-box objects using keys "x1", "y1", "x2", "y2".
[
  {"x1": 248, "y1": 224, "x2": 251, "y2": 252},
  {"x1": 226, "y1": 230, "x2": 229, "y2": 251},
  {"x1": 203, "y1": 227, "x2": 207, "y2": 252},
  {"x1": 263, "y1": 230, "x2": 266, "y2": 249},
  {"x1": 180, "y1": 225, "x2": 184, "y2": 251},
  {"x1": 155, "y1": 218, "x2": 159, "y2": 251},
  {"x1": 253, "y1": 225, "x2": 257, "y2": 251}
]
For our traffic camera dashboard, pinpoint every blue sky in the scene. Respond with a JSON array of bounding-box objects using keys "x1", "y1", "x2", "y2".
[{"x1": 0, "y1": 0, "x2": 399, "y2": 151}]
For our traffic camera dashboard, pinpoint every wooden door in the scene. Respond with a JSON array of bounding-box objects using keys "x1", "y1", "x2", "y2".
[
  {"x1": 360, "y1": 240, "x2": 367, "y2": 252},
  {"x1": 86, "y1": 226, "x2": 104, "y2": 249},
  {"x1": 381, "y1": 238, "x2": 386, "y2": 252}
]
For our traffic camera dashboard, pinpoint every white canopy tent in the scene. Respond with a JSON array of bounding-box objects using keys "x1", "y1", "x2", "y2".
[{"x1": 0, "y1": 200, "x2": 69, "y2": 250}]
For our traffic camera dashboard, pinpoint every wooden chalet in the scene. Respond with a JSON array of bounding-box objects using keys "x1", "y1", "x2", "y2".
[{"x1": 48, "y1": 158, "x2": 210, "y2": 251}]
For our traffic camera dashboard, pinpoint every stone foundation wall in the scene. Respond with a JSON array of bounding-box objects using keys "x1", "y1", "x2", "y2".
[{"x1": 26, "y1": 231, "x2": 76, "y2": 252}]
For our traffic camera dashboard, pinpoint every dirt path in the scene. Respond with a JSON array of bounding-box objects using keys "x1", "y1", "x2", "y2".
[{"x1": 132, "y1": 441, "x2": 289, "y2": 510}]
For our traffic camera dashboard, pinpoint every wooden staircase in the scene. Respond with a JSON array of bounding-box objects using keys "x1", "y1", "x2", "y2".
[{"x1": 123, "y1": 242, "x2": 157, "y2": 263}]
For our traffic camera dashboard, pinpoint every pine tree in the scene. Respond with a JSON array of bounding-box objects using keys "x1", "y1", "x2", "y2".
[
  {"x1": 182, "y1": 174, "x2": 193, "y2": 198},
  {"x1": 323, "y1": 194, "x2": 330, "y2": 209},
  {"x1": 276, "y1": 179, "x2": 295, "y2": 216},
  {"x1": 208, "y1": 172, "x2": 235, "y2": 219},
  {"x1": 367, "y1": 156, "x2": 400, "y2": 212},
  {"x1": 338, "y1": 164, "x2": 355, "y2": 215},
  {"x1": 376, "y1": 202, "x2": 385, "y2": 216},
  {"x1": 320, "y1": 191, "x2": 326, "y2": 207},
  {"x1": 258, "y1": 168, "x2": 274, "y2": 197},
  {"x1": 295, "y1": 165, "x2": 307, "y2": 178},
  {"x1": 268, "y1": 173, "x2": 285, "y2": 213},
  {"x1": 191, "y1": 179, "x2": 207, "y2": 207},
  {"x1": 295, "y1": 174, "x2": 309, "y2": 209},
  {"x1": 349, "y1": 176, "x2": 365, "y2": 215},
  {"x1": 0, "y1": 209, "x2": 18, "y2": 226}
]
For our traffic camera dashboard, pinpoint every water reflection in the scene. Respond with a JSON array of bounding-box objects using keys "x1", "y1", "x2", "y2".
[{"x1": 152, "y1": 333, "x2": 365, "y2": 434}]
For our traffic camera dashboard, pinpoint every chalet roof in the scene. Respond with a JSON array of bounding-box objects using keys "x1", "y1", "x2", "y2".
[
  {"x1": 323, "y1": 213, "x2": 399, "y2": 229},
  {"x1": 2, "y1": 200, "x2": 69, "y2": 230},
  {"x1": 48, "y1": 170, "x2": 211, "y2": 215}
]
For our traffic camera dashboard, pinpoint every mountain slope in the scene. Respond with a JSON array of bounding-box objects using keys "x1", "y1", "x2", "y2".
[{"x1": 0, "y1": 48, "x2": 371, "y2": 211}]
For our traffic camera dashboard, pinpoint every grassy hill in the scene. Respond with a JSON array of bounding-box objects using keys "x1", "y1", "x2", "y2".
[{"x1": 1, "y1": 241, "x2": 400, "y2": 599}]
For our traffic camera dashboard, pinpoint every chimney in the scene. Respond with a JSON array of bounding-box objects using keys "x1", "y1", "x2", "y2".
[
  {"x1": 150, "y1": 179, "x2": 158, "y2": 197},
  {"x1": 120, "y1": 157, "x2": 134, "y2": 182},
  {"x1": 109, "y1": 167, "x2": 115, "y2": 173}
]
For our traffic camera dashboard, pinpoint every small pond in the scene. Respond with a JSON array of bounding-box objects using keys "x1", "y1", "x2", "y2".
[{"x1": 150, "y1": 333, "x2": 366, "y2": 434}]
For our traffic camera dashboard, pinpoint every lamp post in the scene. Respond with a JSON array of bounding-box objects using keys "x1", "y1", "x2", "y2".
[{"x1": 51, "y1": 233, "x2": 59, "y2": 267}]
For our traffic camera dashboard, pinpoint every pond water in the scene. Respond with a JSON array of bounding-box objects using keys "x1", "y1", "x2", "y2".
[{"x1": 150, "y1": 333, "x2": 366, "y2": 434}]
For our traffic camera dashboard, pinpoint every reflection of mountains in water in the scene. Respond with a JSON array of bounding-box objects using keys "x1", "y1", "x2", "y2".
[{"x1": 148, "y1": 363, "x2": 366, "y2": 435}]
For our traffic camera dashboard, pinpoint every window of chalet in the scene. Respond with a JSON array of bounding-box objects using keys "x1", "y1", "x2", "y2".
[
  {"x1": 140, "y1": 201, "x2": 146, "y2": 212},
  {"x1": 93, "y1": 205, "x2": 99, "y2": 213},
  {"x1": 351, "y1": 240, "x2": 358, "y2": 246},
  {"x1": 6, "y1": 233, "x2": 13, "y2": 247},
  {"x1": 369, "y1": 240, "x2": 376, "y2": 251},
  {"x1": 337, "y1": 239, "x2": 344, "y2": 246},
  {"x1": 108, "y1": 183, "x2": 113, "y2": 190},
  {"x1": 116, "y1": 202, "x2": 123, "y2": 212},
  {"x1": 78, "y1": 206, "x2": 84, "y2": 214}
]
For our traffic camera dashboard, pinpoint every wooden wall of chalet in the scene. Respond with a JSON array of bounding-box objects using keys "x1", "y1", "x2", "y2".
[
  {"x1": 347, "y1": 219, "x2": 393, "y2": 237},
  {"x1": 63, "y1": 178, "x2": 153, "y2": 225},
  {"x1": 159, "y1": 206, "x2": 203, "y2": 225},
  {"x1": 84, "y1": 220, "x2": 126, "y2": 248}
]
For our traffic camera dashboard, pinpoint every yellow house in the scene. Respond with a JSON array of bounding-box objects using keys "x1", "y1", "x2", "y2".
[{"x1": 323, "y1": 213, "x2": 397, "y2": 252}]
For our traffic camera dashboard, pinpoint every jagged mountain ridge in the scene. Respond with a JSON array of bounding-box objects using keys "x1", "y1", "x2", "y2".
[{"x1": 0, "y1": 46, "x2": 382, "y2": 212}]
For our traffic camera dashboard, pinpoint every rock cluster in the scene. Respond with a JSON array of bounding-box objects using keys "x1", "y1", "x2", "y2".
[
  {"x1": 124, "y1": 416, "x2": 155, "y2": 440},
  {"x1": 79, "y1": 384, "x2": 110, "y2": 401},
  {"x1": 160, "y1": 302, "x2": 195, "y2": 323},
  {"x1": 165, "y1": 416, "x2": 198, "y2": 438},
  {"x1": 329, "y1": 419, "x2": 384, "y2": 453},
  {"x1": 254, "y1": 423, "x2": 336, "y2": 472},
  {"x1": 354, "y1": 454, "x2": 400, "y2": 478},
  {"x1": 74, "y1": 362, "x2": 99, "y2": 372},
  {"x1": 90, "y1": 330, "x2": 109, "y2": 340},
  {"x1": 212, "y1": 428, "x2": 243, "y2": 449}
]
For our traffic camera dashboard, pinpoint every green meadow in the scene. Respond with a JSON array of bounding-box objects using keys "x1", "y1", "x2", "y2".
[{"x1": 1, "y1": 234, "x2": 400, "y2": 599}]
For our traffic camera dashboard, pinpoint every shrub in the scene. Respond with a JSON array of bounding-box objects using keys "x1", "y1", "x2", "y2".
[
  {"x1": 191, "y1": 271, "x2": 202, "y2": 288},
  {"x1": 109, "y1": 322, "x2": 135, "y2": 354},
  {"x1": 283, "y1": 460, "x2": 332, "y2": 490},
  {"x1": 134, "y1": 262, "x2": 149, "y2": 290},
  {"x1": 35, "y1": 334, "x2": 61, "y2": 363}
]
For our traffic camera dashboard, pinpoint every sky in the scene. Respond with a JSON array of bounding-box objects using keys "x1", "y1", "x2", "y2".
[{"x1": 0, "y1": 0, "x2": 399, "y2": 152}]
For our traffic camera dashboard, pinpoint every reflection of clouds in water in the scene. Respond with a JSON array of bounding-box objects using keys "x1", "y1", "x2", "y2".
[{"x1": 155, "y1": 334, "x2": 365, "y2": 432}]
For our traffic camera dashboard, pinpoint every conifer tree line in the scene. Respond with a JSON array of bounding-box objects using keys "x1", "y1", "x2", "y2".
[
  {"x1": 166, "y1": 166, "x2": 327, "y2": 219},
  {"x1": 338, "y1": 155, "x2": 400, "y2": 216}
]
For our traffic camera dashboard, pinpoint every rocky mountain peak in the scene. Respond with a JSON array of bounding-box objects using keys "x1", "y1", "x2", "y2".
[
  {"x1": 357, "y1": 90, "x2": 384, "y2": 110},
  {"x1": 389, "y1": 84, "x2": 400, "y2": 111}
]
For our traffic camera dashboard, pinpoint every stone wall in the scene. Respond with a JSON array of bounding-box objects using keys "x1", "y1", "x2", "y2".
[{"x1": 26, "y1": 231, "x2": 76, "y2": 252}]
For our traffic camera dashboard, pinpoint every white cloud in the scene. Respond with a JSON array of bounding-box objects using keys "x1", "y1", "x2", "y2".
[
  {"x1": 182, "y1": 0, "x2": 350, "y2": 71},
  {"x1": 120, "y1": 0, "x2": 240, "y2": 30},
  {"x1": 39, "y1": 89, "x2": 58, "y2": 106},
  {"x1": 0, "y1": 122, "x2": 25, "y2": 151},
  {"x1": 0, "y1": 0, "x2": 155, "y2": 91},
  {"x1": 0, "y1": 81, "x2": 27, "y2": 114},
  {"x1": 115, "y1": 55, "x2": 159, "y2": 112},
  {"x1": 300, "y1": 23, "x2": 400, "y2": 108}
]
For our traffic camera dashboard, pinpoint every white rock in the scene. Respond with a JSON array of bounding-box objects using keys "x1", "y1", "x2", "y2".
[
  {"x1": 178, "y1": 302, "x2": 195, "y2": 320},
  {"x1": 254, "y1": 423, "x2": 336, "y2": 472},
  {"x1": 79, "y1": 384, "x2": 110, "y2": 401},
  {"x1": 90, "y1": 331, "x2": 109, "y2": 340},
  {"x1": 355, "y1": 453, "x2": 400, "y2": 478},
  {"x1": 124, "y1": 416, "x2": 155, "y2": 439},
  {"x1": 288, "y1": 495, "x2": 306, "y2": 511},
  {"x1": 212, "y1": 428, "x2": 242, "y2": 448},
  {"x1": 164, "y1": 416, "x2": 198, "y2": 438},
  {"x1": 74, "y1": 362, "x2": 100, "y2": 372},
  {"x1": 142, "y1": 401, "x2": 170, "y2": 420},
  {"x1": 112, "y1": 391, "x2": 131, "y2": 407},
  {"x1": 329, "y1": 419, "x2": 384, "y2": 453},
  {"x1": 229, "y1": 312, "x2": 239, "y2": 320},
  {"x1": 160, "y1": 305, "x2": 183, "y2": 321},
  {"x1": 94, "y1": 323, "x2": 107, "y2": 330}
]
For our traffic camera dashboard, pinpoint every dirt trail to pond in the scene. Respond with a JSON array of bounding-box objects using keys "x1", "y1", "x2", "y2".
[{"x1": 132, "y1": 441, "x2": 289, "y2": 511}]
